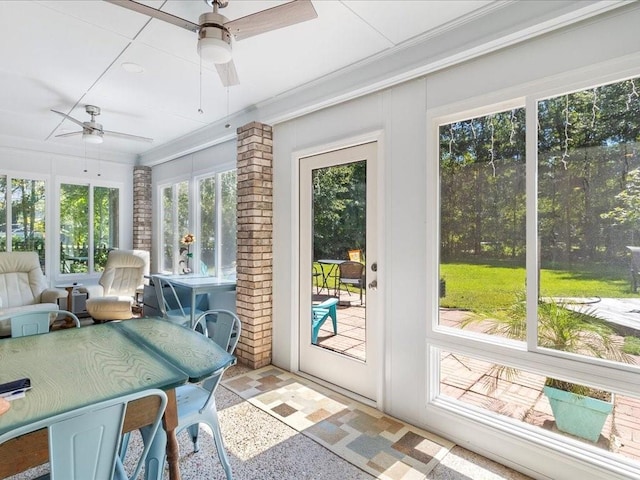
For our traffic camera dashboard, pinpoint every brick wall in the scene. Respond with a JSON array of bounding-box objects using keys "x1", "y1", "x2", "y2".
[
  {"x1": 132, "y1": 166, "x2": 152, "y2": 255},
  {"x1": 235, "y1": 122, "x2": 273, "y2": 369}
]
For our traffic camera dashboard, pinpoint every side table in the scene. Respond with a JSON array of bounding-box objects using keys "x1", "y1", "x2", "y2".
[{"x1": 55, "y1": 283, "x2": 83, "y2": 327}]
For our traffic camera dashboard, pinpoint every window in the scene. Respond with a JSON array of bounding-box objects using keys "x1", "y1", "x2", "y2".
[
  {"x1": 537, "y1": 80, "x2": 640, "y2": 362},
  {"x1": 93, "y1": 186, "x2": 119, "y2": 271},
  {"x1": 59, "y1": 183, "x2": 119, "y2": 274},
  {"x1": 439, "y1": 107, "x2": 526, "y2": 340},
  {"x1": 436, "y1": 76, "x2": 640, "y2": 459},
  {"x1": 160, "y1": 181, "x2": 189, "y2": 273},
  {"x1": 0, "y1": 175, "x2": 46, "y2": 269},
  {"x1": 160, "y1": 169, "x2": 236, "y2": 277}
]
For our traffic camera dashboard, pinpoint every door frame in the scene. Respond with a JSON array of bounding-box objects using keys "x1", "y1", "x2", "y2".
[{"x1": 290, "y1": 130, "x2": 385, "y2": 408}]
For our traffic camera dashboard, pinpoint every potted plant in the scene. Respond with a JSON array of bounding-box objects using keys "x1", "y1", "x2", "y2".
[{"x1": 464, "y1": 294, "x2": 634, "y2": 442}]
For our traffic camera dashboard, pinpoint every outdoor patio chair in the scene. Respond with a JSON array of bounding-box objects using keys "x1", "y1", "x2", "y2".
[
  {"x1": 312, "y1": 297, "x2": 338, "y2": 344},
  {"x1": 312, "y1": 264, "x2": 322, "y2": 294},
  {"x1": 627, "y1": 246, "x2": 640, "y2": 292},
  {"x1": 336, "y1": 260, "x2": 365, "y2": 305},
  {"x1": 348, "y1": 249, "x2": 362, "y2": 262}
]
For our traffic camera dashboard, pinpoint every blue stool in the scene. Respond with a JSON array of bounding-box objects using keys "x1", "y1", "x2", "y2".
[{"x1": 311, "y1": 297, "x2": 339, "y2": 344}]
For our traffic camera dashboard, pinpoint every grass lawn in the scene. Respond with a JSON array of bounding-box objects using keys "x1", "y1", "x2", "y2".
[{"x1": 440, "y1": 260, "x2": 636, "y2": 317}]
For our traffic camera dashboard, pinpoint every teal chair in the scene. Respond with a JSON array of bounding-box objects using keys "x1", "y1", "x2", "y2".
[
  {"x1": 0, "y1": 389, "x2": 167, "y2": 480},
  {"x1": 7, "y1": 309, "x2": 80, "y2": 337},
  {"x1": 151, "y1": 275, "x2": 202, "y2": 328},
  {"x1": 312, "y1": 297, "x2": 339, "y2": 344},
  {"x1": 178, "y1": 309, "x2": 240, "y2": 479},
  {"x1": 121, "y1": 309, "x2": 239, "y2": 480}
]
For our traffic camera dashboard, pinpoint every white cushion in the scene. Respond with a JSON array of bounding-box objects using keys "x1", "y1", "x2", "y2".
[{"x1": 86, "y1": 296, "x2": 133, "y2": 321}]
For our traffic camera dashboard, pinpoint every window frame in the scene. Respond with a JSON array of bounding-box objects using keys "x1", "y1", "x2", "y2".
[
  {"x1": 55, "y1": 177, "x2": 123, "y2": 278},
  {"x1": 0, "y1": 171, "x2": 49, "y2": 271},
  {"x1": 427, "y1": 65, "x2": 640, "y2": 410},
  {"x1": 157, "y1": 163, "x2": 236, "y2": 277}
]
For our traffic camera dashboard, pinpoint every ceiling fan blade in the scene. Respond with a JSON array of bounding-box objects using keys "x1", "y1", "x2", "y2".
[
  {"x1": 51, "y1": 109, "x2": 87, "y2": 129},
  {"x1": 216, "y1": 60, "x2": 240, "y2": 87},
  {"x1": 54, "y1": 131, "x2": 83, "y2": 139},
  {"x1": 225, "y1": 0, "x2": 318, "y2": 41},
  {"x1": 104, "y1": 0, "x2": 199, "y2": 32},
  {"x1": 103, "y1": 130, "x2": 154, "y2": 143}
]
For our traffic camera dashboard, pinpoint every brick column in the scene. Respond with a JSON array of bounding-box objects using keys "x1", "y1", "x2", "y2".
[
  {"x1": 132, "y1": 166, "x2": 152, "y2": 254},
  {"x1": 235, "y1": 122, "x2": 273, "y2": 369}
]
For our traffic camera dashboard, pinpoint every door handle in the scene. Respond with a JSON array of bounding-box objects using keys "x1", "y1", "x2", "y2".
[{"x1": 368, "y1": 279, "x2": 377, "y2": 290}]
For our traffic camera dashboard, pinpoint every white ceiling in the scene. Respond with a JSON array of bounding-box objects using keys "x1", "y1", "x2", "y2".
[{"x1": 0, "y1": 0, "x2": 626, "y2": 165}]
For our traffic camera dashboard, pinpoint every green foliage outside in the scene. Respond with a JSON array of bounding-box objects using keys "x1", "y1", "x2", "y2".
[
  {"x1": 440, "y1": 77, "x2": 640, "y2": 269},
  {"x1": 623, "y1": 336, "x2": 640, "y2": 355},
  {"x1": 312, "y1": 161, "x2": 366, "y2": 260},
  {"x1": 440, "y1": 261, "x2": 635, "y2": 318}
]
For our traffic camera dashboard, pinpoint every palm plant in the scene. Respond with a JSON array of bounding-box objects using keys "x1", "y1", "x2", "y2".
[{"x1": 465, "y1": 292, "x2": 634, "y2": 397}]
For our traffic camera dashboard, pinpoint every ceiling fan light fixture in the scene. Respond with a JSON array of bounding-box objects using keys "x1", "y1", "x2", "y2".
[
  {"x1": 83, "y1": 130, "x2": 103, "y2": 144},
  {"x1": 198, "y1": 35, "x2": 232, "y2": 64},
  {"x1": 197, "y1": 11, "x2": 232, "y2": 64}
]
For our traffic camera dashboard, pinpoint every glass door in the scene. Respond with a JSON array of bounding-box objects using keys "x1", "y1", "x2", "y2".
[{"x1": 299, "y1": 142, "x2": 378, "y2": 401}]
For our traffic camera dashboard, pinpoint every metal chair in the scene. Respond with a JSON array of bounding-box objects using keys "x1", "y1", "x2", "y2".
[
  {"x1": 7, "y1": 309, "x2": 80, "y2": 337},
  {"x1": 151, "y1": 275, "x2": 201, "y2": 328},
  {"x1": 176, "y1": 309, "x2": 240, "y2": 479},
  {"x1": 336, "y1": 260, "x2": 365, "y2": 305},
  {"x1": 121, "y1": 309, "x2": 239, "y2": 480},
  {"x1": 0, "y1": 389, "x2": 167, "y2": 480},
  {"x1": 312, "y1": 264, "x2": 322, "y2": 294}
]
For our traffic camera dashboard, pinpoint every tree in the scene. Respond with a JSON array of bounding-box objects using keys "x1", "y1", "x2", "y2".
[{"x1": 601, "y1": 167, "x2": 640, "y2": 241}]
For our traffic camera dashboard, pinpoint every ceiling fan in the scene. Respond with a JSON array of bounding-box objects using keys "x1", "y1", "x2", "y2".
[
  {"x1": 105, "y1": 0, "x2": 318, "y2": 87},
  {"x1": 51, "y1": 105, "x2": 153, "y2": 144}
]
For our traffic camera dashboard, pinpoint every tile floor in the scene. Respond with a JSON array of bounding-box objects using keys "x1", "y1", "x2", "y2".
[{"x1": 224, "y1": 366, "x2": 455, "y2": 479}]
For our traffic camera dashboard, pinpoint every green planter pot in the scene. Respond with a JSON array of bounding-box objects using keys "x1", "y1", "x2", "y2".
[{"x1": 543, "y1": 386, "x2": 613, "y2": 442}]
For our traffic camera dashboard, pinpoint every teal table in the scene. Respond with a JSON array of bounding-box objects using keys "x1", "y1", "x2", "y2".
[
  {"x1": 0, "y1": 318, "x2": 235, "y2": 480},
  {"x1": 158, "y1": 274, "x2": 237, "y2": 327}
]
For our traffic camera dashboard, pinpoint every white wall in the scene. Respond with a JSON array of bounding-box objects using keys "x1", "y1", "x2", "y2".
[{"x1": 272, "y1": 4, "x2": 640, "y2": 480}]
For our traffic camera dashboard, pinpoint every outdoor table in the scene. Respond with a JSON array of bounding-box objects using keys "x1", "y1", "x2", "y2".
[
  {"x1": 0, "y1": 318, "x2": 235, "y2": 480},
  {"x1": 317, "y1": 259, "x2": 345, "y2": 295}
]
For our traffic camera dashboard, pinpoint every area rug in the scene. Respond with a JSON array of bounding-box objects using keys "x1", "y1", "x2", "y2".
[{"x1": 223, "y1": 367, "x2": 454, "y2": 480}]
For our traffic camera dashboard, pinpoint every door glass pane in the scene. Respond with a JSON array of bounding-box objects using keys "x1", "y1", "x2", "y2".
[
  {"x1": 311, "y1": 160, "x2": 366, "y2": 360},
  {"x1": 11, "y1": 178, "x2": 46, "y2": 269},
  {"x1": 220, "y1": 170, "x2": 237, "y2": 278},
  {"x1": 439, "y1": 109, "x2": 526, "y2": 339},
  {"x1": 60, "y1": 184, "x2": 89, "y2": 273},
  {"x1": 93, "y1": 186, "x2": 119, "y2": 271},
  {"x1": 537, "y1": 77, "x2": 640, "y2": 366}
]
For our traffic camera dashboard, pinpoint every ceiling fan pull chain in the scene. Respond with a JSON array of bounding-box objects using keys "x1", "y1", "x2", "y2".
[{"x1": 198, "y1": 56, "x2": 204, "y2": 114}]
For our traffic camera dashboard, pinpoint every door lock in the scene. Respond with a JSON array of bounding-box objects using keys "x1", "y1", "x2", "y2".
[{"x1": 371, "y1": 262, "x2": 377, "y2": 272}]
